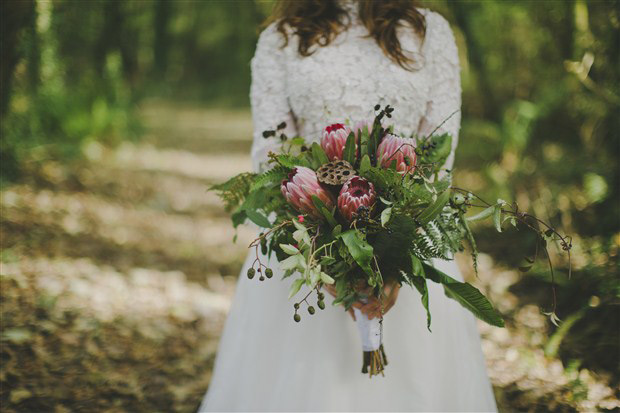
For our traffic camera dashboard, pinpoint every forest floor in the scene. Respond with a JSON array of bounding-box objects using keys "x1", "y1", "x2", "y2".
[{"x1": 1, "y1": 100, "x2": 618, "y2": 412}]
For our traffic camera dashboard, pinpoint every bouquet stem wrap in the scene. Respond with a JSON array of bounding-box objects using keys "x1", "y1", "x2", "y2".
[{"x1": 353, "y1": 307, "x2": 388, "y2": 376}]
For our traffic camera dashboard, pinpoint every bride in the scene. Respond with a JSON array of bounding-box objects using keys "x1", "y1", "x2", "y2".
[{"x1": 200, "y1": 0, "x2": 497, "y2": 411}]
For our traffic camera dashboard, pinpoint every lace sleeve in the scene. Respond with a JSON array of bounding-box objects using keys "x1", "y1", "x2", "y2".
[
  {"x1": 417, "y1": 12, "x2": 462, "y2": 173},
  {"x1": 250, "y1": 23, "x2": 298, "y2": 172}
]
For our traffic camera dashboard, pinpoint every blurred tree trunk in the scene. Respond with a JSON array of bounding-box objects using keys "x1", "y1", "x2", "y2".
[
  {"x1": 0, "y1": 0, "x2": 35, "y2": 116},
  {"x1": 153, "y1": 0, "x2": 171, "y2": 78},
  {"x1": 94, "y1": 0, "x2": 139, "y2": 87}
]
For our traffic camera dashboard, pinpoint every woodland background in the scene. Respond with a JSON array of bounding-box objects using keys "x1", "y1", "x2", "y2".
[{"x1": 1, "y1": 0, "x2": 618, "y2": 411}]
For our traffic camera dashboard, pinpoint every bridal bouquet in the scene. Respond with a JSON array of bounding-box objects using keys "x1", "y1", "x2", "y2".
[{"x1": 212, "y1": 105, "x2": 571, "y2": 377}]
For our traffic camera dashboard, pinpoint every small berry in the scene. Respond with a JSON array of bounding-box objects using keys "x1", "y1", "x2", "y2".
[
  {"x1": 294, "y1": 303, "x2": 300, "y2": 310},
  {"x1": 265, "y1": 268, "x2": 273, "y2": 278},
  {"x1": 259, "y1": 275, "x2": 265, "y2": 281},
  {"x1": 297, "y1": 215, "x2": 305, "y2": 223},
  {"x1": 247, "y1": 268, "x2": 255, "y2": 279},
  {"x1": 317, "y1": 300, "x2": 325, "y2": 310},
  {"x1": 308, "y1": 306, "x2": 316, "y2": 315},
  {"x1": 318, "y1": 292, "x2": 325, "y2": 300},
  {"x1": 294, "y1": 314, "x2": 301, "y2": 322}
]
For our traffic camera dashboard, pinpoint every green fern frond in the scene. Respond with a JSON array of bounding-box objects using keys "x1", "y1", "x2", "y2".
[
  {"x1": 251, "y1": 165, "x2": 289, "y2": 191},
  {"x1": 210, "y1": 172, "x2": 256, "y2": 211}
]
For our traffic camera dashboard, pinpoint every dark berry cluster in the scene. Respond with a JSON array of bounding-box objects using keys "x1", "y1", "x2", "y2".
[
  {"x1": 415, "y1": 140, "x2": 438, "y2": 157},
  {"x1": 262, "y1": 121, "x2": 288, "y2": 141}
]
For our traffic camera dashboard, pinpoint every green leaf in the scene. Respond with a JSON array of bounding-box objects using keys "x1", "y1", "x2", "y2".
[
  {"x1": 343, "y1": 132, "x2": 356, "y2": 164},
  {"x1": 311, "y1": 142, "x2": 329, "y2": 167},
  {"x1": 250, "y1": 166, "x2": 289, "y2": 191},
  {"x1": 493, "y1": 205, "x2": 502, "y2": 232},
  {"x1": 245, "y1": 210, "x2": 272, "y2": 228},
  {"x1": 367, "y1": 121, "x2": 382, "y2": 165},
  {"x1": 281, "y1": 255, "x2": 301, "y2": 271},
  {"x1": 288, "y1": 278, "x2": 305, "y2": 299},
  {"x1": 417, "y1": 190, "x2": 450, "y2": 225},
  {"x1": 422, "y1": 262, "x2": 504, "y2": 327},
  {"x1": 418, "y1": 133, "x2": 452, "y2": 167},
  {"x1": 360, "y1": 154, "x2": 371, "y2": 173},
  {"x1": 359, "y1": 128, "x2": 370, "y2": 157},
  {"x1": 231, "y1": 209, "x2": 247, "y2": 228},
  {"x1": 467, "y1": 206, "x2": 495, "y2": 222},
  {"x1": 280, "y1": 244, "x2": 299, "y2": 255},
  {"x1": 311, "y1": 195, "x2": 338, "y2": 227},
  {"x1": 289, "y1": 136, "x2": 306, "y2": 146},
  {"x1": 411, "y1": 254, "x2": 424, "y2": 276},
  {"x1": 410, "y1": 255, "x2": 431, "y2": 330},
  {"x1": 320, "y1": 256, "x2": 337, "y2": 266},
  {"x1": 380, "y1": 207, "x2": 392, "y2": 227},
  {"x1": 332, "y1": 224, "x2": 342, "y2": 237},
  {"x1": 320, "y1": 272, "x2": 335, "y2": 284},
  {"x1": 338, "y1": 230, "x2": 374, "y2": 277}
]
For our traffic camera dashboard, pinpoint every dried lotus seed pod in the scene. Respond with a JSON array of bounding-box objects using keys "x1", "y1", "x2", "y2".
[{"x1": 316, "y1": 160, "x2": 355, "y2": 186}]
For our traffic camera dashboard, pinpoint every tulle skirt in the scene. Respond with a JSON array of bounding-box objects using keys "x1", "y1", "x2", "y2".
[{"x1": 199, "y1": 249, "x2": 497, "y2": 412}]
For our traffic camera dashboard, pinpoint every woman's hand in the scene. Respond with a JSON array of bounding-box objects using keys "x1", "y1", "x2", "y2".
[
  {"x1": 360, "y1": 279, "x2": 400, "y2": 320},
  {"x1": 322, "y1": 280, "x2": 401, "y2": 321}
]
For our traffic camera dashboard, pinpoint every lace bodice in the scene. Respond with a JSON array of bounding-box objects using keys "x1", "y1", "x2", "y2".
[{"x1": 249, "y1": 5, "x2": 461, "y2": 173}]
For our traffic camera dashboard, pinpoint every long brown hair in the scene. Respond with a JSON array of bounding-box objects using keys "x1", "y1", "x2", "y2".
[{"x1": 266, "y1": 0, "x2": 426, "y2": 70}]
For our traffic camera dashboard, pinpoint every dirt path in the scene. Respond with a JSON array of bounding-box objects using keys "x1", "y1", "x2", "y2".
[{"x1": 1, "y1": 100, "x2": 617, "y2": 412}]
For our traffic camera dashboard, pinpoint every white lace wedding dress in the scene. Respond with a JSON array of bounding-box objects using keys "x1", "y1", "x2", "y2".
[{"x1": 200, "y1": 5, "x2": 497, "y2": 412}]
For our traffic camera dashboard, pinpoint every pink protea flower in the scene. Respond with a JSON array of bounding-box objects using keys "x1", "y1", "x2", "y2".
[
  {"x1": 338, "y1": 176, "x2": 376, "y2": 222},
  {"x1": 281, "y1": 166, "x2": 334, "y2": 218},
  {"x1": 376, "y1": 134, "x2": 417, "y2": 173},
  {"x1": 321, "y1": 123, "x2": 353, "y2": 161}
]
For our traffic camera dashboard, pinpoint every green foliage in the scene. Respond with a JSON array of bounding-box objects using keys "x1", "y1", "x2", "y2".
[
  {"x1": 422, "y1": 263, "x2": 505, "y2": 327},
  {"x1": 416, "y1": 133, "x2": 452, "y2": 167},
  {"x1": 409, "y1": 255, "x2": 431, "y2": 330},
  {"x1": 338, "y1": 230, "x2": 375, "y2": 279},
  {"x1": 342, "y1": 132, "x2": 356, "y2": 165},
  {"x1": 310, "y1": 142, "x2": 329, "y2": 168},
  {"x1": 416, "y1": 190, "x2": 451, "y2": 226},
  {"x1": 251, "y1": 165, "x2": 289, "y2": 191},
  {"x1": 209, "y1": 172, "x2": 256, "y2": 211}
]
